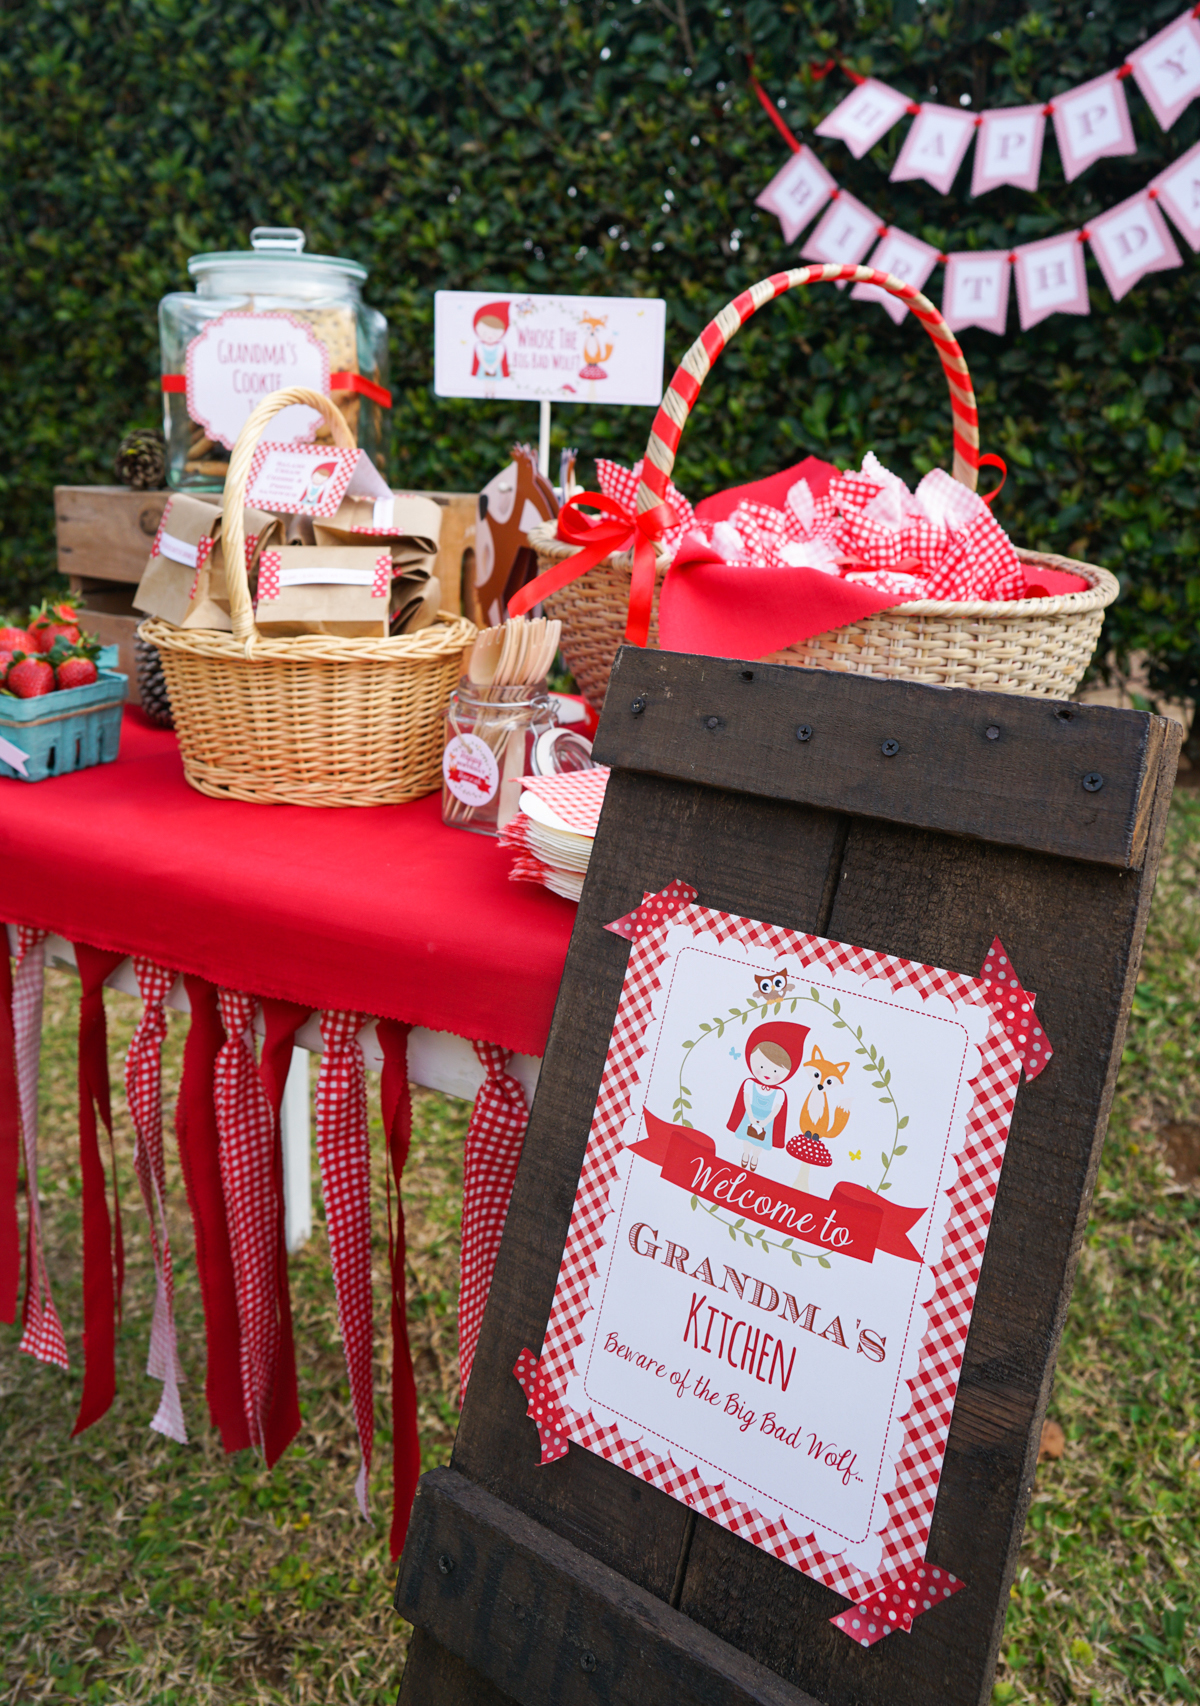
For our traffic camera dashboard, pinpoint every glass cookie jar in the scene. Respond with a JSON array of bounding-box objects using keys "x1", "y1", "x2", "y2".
[
  {"x1": 158, "y1": 227, "x2": 390, "y2": 491},
  {"x1": 442, "y1": 681, "x2": 558, "y2": 836}
]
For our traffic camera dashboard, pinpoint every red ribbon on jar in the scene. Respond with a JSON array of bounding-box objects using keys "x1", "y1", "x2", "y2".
[{"x1": 507, "y1": 490, "x2": 681, "y2": 647}]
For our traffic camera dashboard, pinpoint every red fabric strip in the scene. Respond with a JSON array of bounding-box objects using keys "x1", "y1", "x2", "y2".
[
  {"x1": 458, "y1": 1042, "x2": 529, "y2": 1391},
  {"x1": 0, "y1": 937, "x2": 19, "y2": 1322},
  {"x1": 329, "y1": 371, "x2": 393, "y2": 408},
  {"x1": 748, "y1": 71, "x2": 803, "y2": 154},
  {"x1": 257, "y1": 997, "x2": 310, "y2": 1465},
  {"x1": 377, "y1": 1017, "x2": 420, "y2": 1560},
  {"x1": 176, "y1": 975, "x2": 250, "y2": 1453},
  {"x1": 72, "y1": 942, "x2": 127, "y2": 1435},
  {"x1": 160, "y1": 374, "x2": 186, "y2": 393}
]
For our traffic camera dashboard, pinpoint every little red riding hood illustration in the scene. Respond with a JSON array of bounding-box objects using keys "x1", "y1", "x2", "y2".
[
  {"x1": 471, "y1": 300, "x2": 512, "y2": 381},
  {"x1": 727, "y1": 1020, "x2": 810, "y2": 1171}
]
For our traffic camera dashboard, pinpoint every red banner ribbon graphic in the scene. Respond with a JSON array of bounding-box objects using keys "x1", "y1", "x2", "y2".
[
  {"x1": 507, "y1": 490, "x2": 680, "y2": 646},
  {"x1": 633, "y1": 1110, "x2": 925, "y2": 1265}
]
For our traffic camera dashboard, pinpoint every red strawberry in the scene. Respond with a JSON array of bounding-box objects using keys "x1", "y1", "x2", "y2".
[
  {"x1": 7, "y1": 656, "x2": 55, "y2": 698},
  {"x1": 28, "y1": 595, "x2": 82, "y2": 654},
  {"x1": 55, "y1": 656, "x2": 98, "y2": 690},
  {"x1": 0, "y1": 626, "x2": 30, "y2": 652}
]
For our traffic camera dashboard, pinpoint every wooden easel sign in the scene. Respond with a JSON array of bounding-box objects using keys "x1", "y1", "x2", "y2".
[
  {"x1": 397, "y1": 650, "x2": 1178, "y2": 1706},
  {"x1": 523, "y1": 896, "x2": 1037, "y2": 1644}
]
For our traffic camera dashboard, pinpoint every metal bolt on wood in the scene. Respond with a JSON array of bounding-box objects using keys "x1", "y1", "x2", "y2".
[
  {"x1": 1083, "y1": 772, "x2": 1105, "y2": 791},
  {"x1": 796, "y1": 724, "x2": 813, "y2": 742},
  {"x1": 437, "y1": 1554, "x2": 455, "y2": 1575},
  {"x1": 630, "y1": 696, "x2": 646, "y2": 716},
  {"x1": 882, "y1": 738, "x2": 900, "y2": 756},
  {"x1": 580, "y1": 1652, "x2": 597, "y2": 1672},
  {"x1": 986, "y1": 725, "x2": 1000, "y2": 741}
]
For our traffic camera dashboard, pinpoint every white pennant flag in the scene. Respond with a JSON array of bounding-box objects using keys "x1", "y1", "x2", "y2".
[
  {"x1": 1013, "y1": 233, "x2": 1090, "y2": 330},
  {"x1": 942, "y1": 252, "x2": 1012, "y2": 335},
  {"x1": 800, "y1": 191, "x2": 883, "y2": 280},
  {"x1": 1052, "y1": 71, "x2": 1137, "y2": 182},
  {"x1": 851, "y1": 228, "x2": 941, "y2": 324},
  {"x1": 890, "y1": 102, "x2": 977, "y2": 195},
  {"x1": 1129, "y1": 11, "x2": 1200, "y2": 132},
  {"x1": 1153, "y1": 137, "x2": 1200, "y2": 250},
  {"x1": 815, "y1": 78, "x2": 911, "y2": 159},
  {"x1": 1087, "y1": 191, "x2": 1183, "y2": 301},
  {"x1": 754, "y1": 148, "x2": 837, "y2": 245},
  {"x1": 971, "y1": 105, "x2": 1047, "y2": 195}
]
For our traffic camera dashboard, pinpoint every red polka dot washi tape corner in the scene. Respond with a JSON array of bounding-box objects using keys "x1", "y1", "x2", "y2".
[
  {"x1": 512, "y1": 1348, "x2": 569, "y2": 1465},
  {"x1": 604, "y1": 881, "x2": 698, "y2": 941},
  {"x1": 831, "y1": 1565, "x2": 964, "y2": 1646},
  {"x1": 978, "y1": 936, "x2": 1053, "y2": 1082}
]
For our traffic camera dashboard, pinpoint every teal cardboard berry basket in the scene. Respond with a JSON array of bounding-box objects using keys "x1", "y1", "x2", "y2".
[{"x1": 0, "y1": 649, "x2": 128, "y2": 783}]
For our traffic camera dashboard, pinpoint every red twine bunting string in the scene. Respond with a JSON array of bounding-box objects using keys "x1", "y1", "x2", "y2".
[
  {"x1": 176, "y1": 975, "x2": 250, "y2": 1451},
  {"x1": 376, "y1": 1017, "x2": 421, "y2": 1559},
  {"x1": 507, "y1": 490, "x2": 680, "y2": 646},
  {"x1": 215, "y1": 989, "x2": 285, "y2": 1455},
  {"x1": 458, "y1": 1041, "x2": 530, "y2": 1394},
  {"x1": 72, "y1": 942, "x2": 127, "y2": 1434},
  {"x1": 314, "y1": 1010, "x2": 375, "y2": 1519},
  {"x1": 125, "y1": 959, "x2": 187, "y2": 1442}
]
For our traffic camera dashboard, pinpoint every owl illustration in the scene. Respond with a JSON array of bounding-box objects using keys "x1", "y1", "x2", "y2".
[{"x1": 751, "y1": 972, "x2": 795, "y2": 1005}]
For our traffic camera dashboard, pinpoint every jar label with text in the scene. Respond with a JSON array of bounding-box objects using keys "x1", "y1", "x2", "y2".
[
  {"x1": 443, "y1": 733, "x2": 500, "y2": 808},
  {"x1": 186, "y1": 310, "x2": 330, "y2": 450}
]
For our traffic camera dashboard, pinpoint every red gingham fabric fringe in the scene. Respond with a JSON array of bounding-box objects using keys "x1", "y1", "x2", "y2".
[
  {"x1": 314, "y1": 1010, "x2": 374, "y2": 1519},
  {"x1": 124, "y1": 959, "x2": 186, "y2": 1442},
  {"x1": 0, "y1": 929, "x2": 20, "y2": 1325},
  {"x1": 458, "y1": 1041, "x2": 530, "y2": 1394},
  {"x1": 376, "y1": 1018, "x2": 420, "y2": 1559},
  {"x1": 215, "y1": 990, "x2": 282, "y2": 1454},
  {"x1": 72, "y1": 942, "x2": 127, "y2": 1434},
  {"x1": 7, "y1": 929, "x2": 69, "y2": 1367}
]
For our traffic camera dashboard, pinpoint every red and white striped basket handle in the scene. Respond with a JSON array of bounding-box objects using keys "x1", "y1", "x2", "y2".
[{"x1": 637, "y1": 264, "x2": 979, "y2": 517}]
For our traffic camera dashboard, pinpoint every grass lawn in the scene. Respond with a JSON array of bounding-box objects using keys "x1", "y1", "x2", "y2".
[{"x1": 1, "y1": 797, "x2": 1197, "y2": 1704}]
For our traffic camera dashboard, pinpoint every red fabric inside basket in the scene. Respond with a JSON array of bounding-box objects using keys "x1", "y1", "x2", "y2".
[{"x1": 659, "y1": 458, "x2": 1091, "y2": 660}]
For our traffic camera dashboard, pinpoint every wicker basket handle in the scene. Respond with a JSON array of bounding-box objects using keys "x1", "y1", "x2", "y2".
[
  {"x1": 636, "y1": 263, "x2": 980, "y2": 518},
  {"x1": 222, "y1": 386, "x2": 356, "y2": 651}
]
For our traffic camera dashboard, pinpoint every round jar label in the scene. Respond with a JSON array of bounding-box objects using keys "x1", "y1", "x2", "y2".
[
  {"x1": 185, "y1": 310, "x2": 330, "y2": 451},
  {"x1": 443, "y1": 734, "x2": 499, "y2": 808}
]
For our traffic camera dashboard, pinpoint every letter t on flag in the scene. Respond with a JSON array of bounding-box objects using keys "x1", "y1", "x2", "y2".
[{"x1": 942, "y1": 251, "x2": 1012, "y2": 335}]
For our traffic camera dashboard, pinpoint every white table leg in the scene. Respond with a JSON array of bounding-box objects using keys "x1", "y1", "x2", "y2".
[{"x1": 281, "y1": 1045, "x2": 312, "y2": 1253}]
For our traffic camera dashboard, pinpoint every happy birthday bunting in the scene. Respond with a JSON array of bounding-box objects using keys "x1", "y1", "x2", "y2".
[
  {"x1": 1013, "y1": 233, "x2": 1090, "y2": 331},
  {"x1": 754, "y1": 148, "x2": 837, "y2": 245},
  {"x1": 889, "y1": 102, "x2": 976, "y2": 196},
  {"x1": 971, "y1": 104, "x2": 1047, "y2": 195},
  {"x1": 815, "y1": 77, "x2": 911, "y2": 158},
  {"x1": 1087, "y1": 191, "x2": 1183, "y2": 301},
  {"x1": 851, "y1": 227, "x2": 940, "y2": 323},
  {"x1": 1129, "y1": 12, "x2": 1200, "y2": 131},
  {"x1": 1051, "y1": 71, "x2": 1137, "y2": 182},
  {"x1": 941, "y1": 251, "x2": 1012, "y2": 335}
]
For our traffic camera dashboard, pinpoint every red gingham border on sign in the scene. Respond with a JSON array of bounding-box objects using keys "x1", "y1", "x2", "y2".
[{"x1": 536, "y1": 883, "x2": 1022, "y2": 1606}]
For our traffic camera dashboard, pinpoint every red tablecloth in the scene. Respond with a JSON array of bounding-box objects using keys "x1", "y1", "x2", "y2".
[{"x1": 0, "y1": 711, "x2": 576, "y2": 1057}]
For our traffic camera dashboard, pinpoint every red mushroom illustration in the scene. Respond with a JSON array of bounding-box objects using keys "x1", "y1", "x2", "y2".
[{"x1": 787, "y1": 1129, "x2": 832, "y2": 1192}]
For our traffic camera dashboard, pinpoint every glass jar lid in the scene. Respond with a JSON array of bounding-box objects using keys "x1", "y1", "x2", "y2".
[{"x1": 187, "y1": 227, "x2": 368, "y2": 297}]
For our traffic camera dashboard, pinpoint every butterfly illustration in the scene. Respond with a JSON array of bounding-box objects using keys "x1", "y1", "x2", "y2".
[
  {"x1": 849, "y1": 1149, "x2": 861, "y2": 1161},
  {"x1": 751, "y1": 971, "x2": 795, "y2": 1005}
]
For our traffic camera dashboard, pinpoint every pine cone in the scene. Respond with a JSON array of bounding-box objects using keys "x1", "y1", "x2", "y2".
[
  {"x1": 135, "y1": 636, "x2": 174, "y2": 729},
  {"x1": 114, "y1": 428, "x2": 166, "y2": 491}
]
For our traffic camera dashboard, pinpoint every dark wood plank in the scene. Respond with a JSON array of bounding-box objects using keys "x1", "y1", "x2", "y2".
[
  {"x1": 594, "y1": 648, "x2": 1162, "y2": 871},
  {"x1": 450, "y1": 773, "x2": 849, "y2": 1598},
  {"x1": 396, "y1": 1468, "x2": 820, "y2": 1706},
  {"x1": 397, "y1": 1628, "x2": 519, "y2": 1706},
  {"x1": 675, "y1": 735, "x2": 1179, "y2": 1706},
  {"x1": 55, "y1": 485, "x2": 170, "y2": 585}
]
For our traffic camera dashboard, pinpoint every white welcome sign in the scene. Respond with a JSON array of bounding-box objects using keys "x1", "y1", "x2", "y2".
[{"x1": 433, "y1": 290, "x2": 666, "y2": 407}]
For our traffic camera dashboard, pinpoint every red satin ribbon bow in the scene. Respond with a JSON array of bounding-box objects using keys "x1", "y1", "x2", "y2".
[{"x1": 507, "y1": 490, "x2": 680, "y2": 647}]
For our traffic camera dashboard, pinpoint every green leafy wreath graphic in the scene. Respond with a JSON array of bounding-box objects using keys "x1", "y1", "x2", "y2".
[{"x1": 672, "y1": 986, "x2": 909, "y2": 1267}]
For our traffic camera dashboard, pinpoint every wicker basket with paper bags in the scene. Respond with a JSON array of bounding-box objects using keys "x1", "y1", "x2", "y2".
[
  {"x1": 140, "y1": 387, "x2": 475, "y2": 806},
  {"x1": 522, "y1": 264, "x2": 1118, "y2": 713}
]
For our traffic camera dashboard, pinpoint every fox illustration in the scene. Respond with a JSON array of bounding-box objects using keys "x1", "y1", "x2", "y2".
[{"x1": 798, "y1": 1047, "x2": 851, "y2": 1143}]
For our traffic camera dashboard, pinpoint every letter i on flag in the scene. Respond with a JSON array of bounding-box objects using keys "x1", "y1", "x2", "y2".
[{"x1": 801, "y1": 192, "x2": 883, "y2": 277}]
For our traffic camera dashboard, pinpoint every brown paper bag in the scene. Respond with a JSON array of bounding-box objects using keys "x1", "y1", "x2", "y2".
[
  {"x1": 390, "y1": 569, "x2": 441, "y2": 635},
  {"x1": 133, "y1": 494, "x2": 222, "y2": 626},
  {"x1": 180, "y1": 505, "x2": 282, "y2": 631},
  {"x1": 255, "y1": 545, "x2": 393, "y2": 638},
  {"x1": 312, "y1": 492, "x2": 442, "y2": 554}
]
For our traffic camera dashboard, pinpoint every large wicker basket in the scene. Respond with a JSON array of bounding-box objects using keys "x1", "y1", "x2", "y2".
[
  {"x1": 142, "y1": 387, "x2": 475, "y2": 807},
  {"x1": 530, "y1": 264, "x2": 1119, "y2": 712}
]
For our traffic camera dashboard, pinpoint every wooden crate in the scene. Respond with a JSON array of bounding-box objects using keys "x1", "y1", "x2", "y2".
[{"x1": 54, "y1": 485, "x2": 474, "y2": 617}]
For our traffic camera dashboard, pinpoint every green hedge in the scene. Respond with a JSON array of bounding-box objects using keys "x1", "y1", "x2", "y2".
[{"x1": 3, "y1": 0, "x2": 1199, "y2": 723}]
